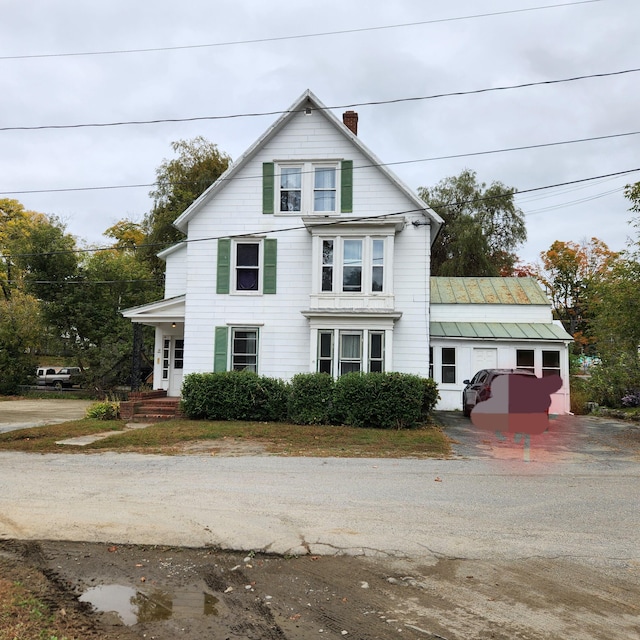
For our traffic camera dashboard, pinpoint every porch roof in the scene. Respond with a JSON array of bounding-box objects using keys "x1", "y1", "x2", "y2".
[
  {"x1": 430, "y1": 321, "x2": 572, "y2": 341},
  {"x1": 121, "y1": 295, "x2": 185, "y2": 324}
]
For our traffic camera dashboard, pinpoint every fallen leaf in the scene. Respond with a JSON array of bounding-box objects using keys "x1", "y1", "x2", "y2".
[
  {"x1": 224, "y1": 586, "x2": 234, "y2": 593},
  {"x1": 135, "y1": 563, "x2": 143, "y2": 568},
  {"x1": 434, "y1": 477, "x2": 442, "y2": 482},
  {"x1": 140, "y1": 577, "x2": 146, "y2": 582},
  {"x1": 107, "y1": 546, "x2": 118, "y2": 553}
]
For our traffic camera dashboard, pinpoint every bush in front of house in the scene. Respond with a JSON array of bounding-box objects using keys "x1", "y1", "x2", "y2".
[
  {"x1": 288, "y1": 373, "x2": 335, "y2": 425},
  {"x1": 181, "y1": 371, "x2": 289, "y2": 422},
  {"x1": 333, "y1": 372, "x2": 439, "y2": 429},
  {"x1": 86, "y1": 400, "x2": 120, "y2": 420},
  {"x1": 181, "y1": 370, "x2": 439, "y2": 428}
]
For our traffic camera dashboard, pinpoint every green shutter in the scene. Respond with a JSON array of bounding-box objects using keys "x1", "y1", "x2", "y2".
[
  {"x1": 214, "y1": 326, "x2": 229, "y2": 372},
  {"x1": 263, "y1": 238, "x2": 277, "y2": 294},
  {"x1": 263, "y1": 162, "x2": 275, "y2": 214},
  {"x1": 340, "y1": 160, "x2": 353, "y2": 213},
  {"x1": 216, "y1": 238, "x2": 231, "y2": 294}
]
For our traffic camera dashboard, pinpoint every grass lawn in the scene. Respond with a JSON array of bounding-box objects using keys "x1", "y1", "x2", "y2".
[{"x1": 0, "y1": 418, "x2": 451, "y2": 458}]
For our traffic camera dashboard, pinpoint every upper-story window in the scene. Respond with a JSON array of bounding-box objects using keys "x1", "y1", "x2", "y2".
[
  {"x1": 216, "y1": 238, "x2": 277, "y2": 295},
  {"x1": 280, "y1": 167, "x2": 302, "y2": 212},
  {"x1": 278, "y1": 163, "x2": 338, "y2": 213},
  {"x1": 319, "y1": 236, "x2": 386, "y2": 294},
  {"x1": 314, "y1": 167, "x2": 337, "y2": 211},
  {"x1": 234, "y1": 242, "x2": 260, "y2": 292}
]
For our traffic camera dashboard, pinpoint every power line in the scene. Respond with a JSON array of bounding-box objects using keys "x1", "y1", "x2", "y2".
[
  {"x1": 2, "y1": 66, "x2": 635, "y2": 133},
  {"x1": 5, "y1": 166, "x2": 639, "y2": 261},
  {"x1": 2, "y1": 128, "x2": 638, "y2": 197},
  {"x1": 0, "y1": 1, "x2": 603, "y2": 61}
]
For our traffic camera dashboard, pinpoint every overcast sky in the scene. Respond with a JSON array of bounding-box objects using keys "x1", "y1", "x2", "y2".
[{"x1": 1, "y1": 0, "x2": 638, "y2": 265}]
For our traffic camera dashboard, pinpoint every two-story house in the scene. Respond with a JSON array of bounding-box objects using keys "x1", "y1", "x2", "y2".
[{"x1": 123, "y1": 90, "x2": 572, "y2": 414}]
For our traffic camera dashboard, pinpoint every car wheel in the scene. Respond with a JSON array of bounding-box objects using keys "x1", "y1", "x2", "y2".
[
  {"x1": 463, "y1": 402, "x2": 471, "y2": 418},
  {"x1": 53, "y1": 381, "x2": 63, "y2": 391}
]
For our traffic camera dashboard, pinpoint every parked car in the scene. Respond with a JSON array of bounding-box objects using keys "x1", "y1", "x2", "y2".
[
  {"x1": 36, "y1": 366, "x2": 82, "y2": 390},
  {"x1": 462, "y1": 368, "x2": 537, "y2": 417}
]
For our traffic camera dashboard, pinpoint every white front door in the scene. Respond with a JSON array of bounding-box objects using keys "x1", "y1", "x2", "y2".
[
  {"x1": 472, "y1": 347, "x2": 497, "y2": 373},
  {"x1": 162, "y1": 337, "x2": 184, "y2": 397}
]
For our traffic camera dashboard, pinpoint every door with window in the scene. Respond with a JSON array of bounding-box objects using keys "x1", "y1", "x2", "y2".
[{"x1": 162, "y1": 337, "x2": 184, "y2": 396}]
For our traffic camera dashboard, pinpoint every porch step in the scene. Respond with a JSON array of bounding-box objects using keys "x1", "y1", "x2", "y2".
[{"x1": 120, "y1": 393, "x2": 183, "y2": 422}]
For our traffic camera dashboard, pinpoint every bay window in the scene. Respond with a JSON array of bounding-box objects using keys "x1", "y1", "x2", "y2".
[
  {"x1": 318, "y1": 236, "x2": 386, "y2": 294},
  {"x1": 316, "y1": 329, "x2": 386, "y2": 376}
]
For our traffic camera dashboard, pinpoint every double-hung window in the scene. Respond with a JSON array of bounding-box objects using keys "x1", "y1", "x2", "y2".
[
  {"x1": 235, "y1": 242, "x2": 260, "y2": 291},
  {"x1": 314, "y1": 167, "x2": 336, "y2": 211},
  {"x1": 280, "y1": 167, "x2": 302, "y2": 212},
  {"x1": 516, "y1": 349, "x2": 535, "y2": 374},
  {"x1": 232, "y1": 329, "x2": 258, "y2": 372},
  {"x1": 441, "y1": 348, "x2": 456, "y2": 383},
  {"x1": 343, "y1": 240, "x2": 363, "y2": 292},
  {"x1": 542, "y1": 350, "x2": 561, "y2": 377}
]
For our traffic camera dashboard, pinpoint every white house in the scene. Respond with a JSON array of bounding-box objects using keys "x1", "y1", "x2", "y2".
[{"x1": 123, "y1": 89, "x2": 572, "y2": 413}]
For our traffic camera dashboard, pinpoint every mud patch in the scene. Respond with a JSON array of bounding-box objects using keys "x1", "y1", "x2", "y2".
[{"x1": 1, "y1": 539, "x2": 638, "y2": 639}]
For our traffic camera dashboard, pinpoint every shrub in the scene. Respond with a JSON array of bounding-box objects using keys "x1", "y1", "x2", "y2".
[
  {"x1": 86, "y1": 401, "x2": 120, "y2": 420},
  {"x1": 288, "y1": 373, "x2": 335, "y2": 424},
  {"x1": 570, "y1": 376, "x2": 590, "y2": 414},
  {"x1": 181, "y1": 371, "x2": 289, "y2": 421},
  {"x1": 333, "y1": 372, "x2": 438, "y2": 429},
  {"x1": 587, "y1": 356, "x2": 640, "y2": 408}
]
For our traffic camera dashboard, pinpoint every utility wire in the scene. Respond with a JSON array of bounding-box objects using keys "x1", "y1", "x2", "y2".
[
  {"x1": 5, "y1": 166, "x2": 639, "y2": 261},
  {"x1": 0, "y1": 1, "x2": 603, "y2": 61},
  {"x1": 1, "y1": 66, "x2": 635, "y2": 133},
  {"x1": 2, "y1": 129, "x2": 638, "y2": 196}
]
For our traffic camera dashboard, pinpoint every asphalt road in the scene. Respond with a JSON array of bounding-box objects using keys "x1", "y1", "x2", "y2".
[{"x1": 0, "y1": 401, "x2": 638, "y2": 568}]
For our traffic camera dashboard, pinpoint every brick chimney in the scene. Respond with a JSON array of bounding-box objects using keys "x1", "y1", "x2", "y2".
[{"x1": 342, "y1": 110, "x2": 358, "y2": 136}]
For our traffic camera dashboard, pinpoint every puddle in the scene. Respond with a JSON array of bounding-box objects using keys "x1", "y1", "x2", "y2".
[{"x1": 79, "y1": 584, "x2": 219, "y2": 625}]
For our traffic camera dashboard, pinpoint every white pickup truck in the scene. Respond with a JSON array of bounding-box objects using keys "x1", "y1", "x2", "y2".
[{"x1": 36, "y1": 366, "x2": 82, "y2": 390}]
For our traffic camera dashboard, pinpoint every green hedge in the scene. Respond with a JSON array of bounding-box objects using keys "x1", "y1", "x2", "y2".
[
  {"x1": 181, "y1": 370, "x2": 439, "y2": 429},
  {"x1": 333, "y1": 372, "x2": 439, "y2": 429},
  {"x1": 181, "y1": 371, "x2": 289, "y2": 422},
  {"x1": 288, "y1": 373, "x2": 335, "y2": 425}
]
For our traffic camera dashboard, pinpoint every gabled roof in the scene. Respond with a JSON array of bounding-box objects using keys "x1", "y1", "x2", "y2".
[
  {"x1": 172, "y1": 89, "x2": 443, "y2": 243},
  {"x1": 430, "y1": 277, "x2": 550, "y2": 305},
  {"x1": 121, "y1": 295, "x2": 185, "y2": 323}
]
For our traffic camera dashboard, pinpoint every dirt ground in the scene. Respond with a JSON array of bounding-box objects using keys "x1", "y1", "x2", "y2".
[{"x1": 1, "y1": 539, "x2": 638, "y2": 640}]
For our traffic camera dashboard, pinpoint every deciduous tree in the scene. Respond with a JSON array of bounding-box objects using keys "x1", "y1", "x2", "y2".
[
  {"x1": 418, "y1": 169, "x2": 527, "y2": 276},
  {"x1": 142, "y1": 137, "x2": 230, "y2": 276},
  {"x1": 534, "y1": 238, "x2": 618, "y2": 348}
]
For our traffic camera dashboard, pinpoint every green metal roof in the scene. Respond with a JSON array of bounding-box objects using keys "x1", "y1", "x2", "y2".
[
  {"x1": 430, "y1": 277, "x2": 549, "y2": 305},
  {"x1": 430, "y1": 322, "x2": 572, "y2": 341}
]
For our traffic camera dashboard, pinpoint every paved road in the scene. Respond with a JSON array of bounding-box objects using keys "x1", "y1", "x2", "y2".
[
  {"x1": 0, "y1": 404, "x2": 638, "y2": 566},
  {"x1": 0, "y1": 451, "x2": 638, "y2": 566}
]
